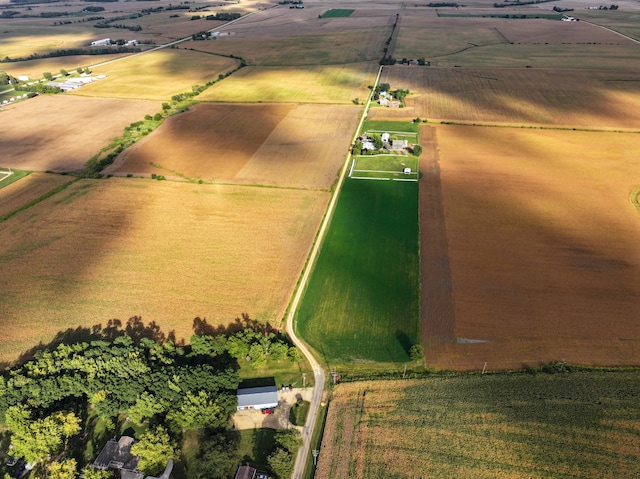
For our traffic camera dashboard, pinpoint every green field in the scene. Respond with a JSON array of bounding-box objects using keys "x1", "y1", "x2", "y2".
[
  {"x1": 295, "y1": 178, "x2": 420, "y2": 363},
  {"x1": 318, "y1": 370, "x2": 640, "y2": 478},
  {"x1": 0, "y1": 169, "x2": 30, "y2": 189},
  {"x1": 321, "y1": 9, "x2": 354, "y2": 18}
]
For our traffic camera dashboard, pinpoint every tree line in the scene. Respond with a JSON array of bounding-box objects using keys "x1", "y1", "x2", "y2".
[{"x1": 0, "y1": 318, "x2": 302, "y2": 478}]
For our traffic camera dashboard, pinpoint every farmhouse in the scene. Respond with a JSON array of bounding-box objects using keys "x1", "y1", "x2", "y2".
[
  {"x1": 92, "y1": 436, "x2": 140, "y2": 477},
  {"x1": 237, "y1": 385, "x2": 278, "y2": 410}
]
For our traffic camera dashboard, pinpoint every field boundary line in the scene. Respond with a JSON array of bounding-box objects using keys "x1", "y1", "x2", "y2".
[
  {"x1": 351, "y1": 176, "x2": 390, "y2": 181},
  {"x1": 348, "y1": 159, "x2": 355, "y2": 178},
  {"x1": 393, "y1": 178, "x2": 418, "y2": 182},
  {"x1": 630, "y1": 185, "x2": 640, "y2": 214}
]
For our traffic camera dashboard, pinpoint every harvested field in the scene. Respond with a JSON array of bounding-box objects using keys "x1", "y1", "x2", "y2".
[
  {"x1": 70, "y1": 50, "x2": 240, "y2": 101},
  {"x1": 196, "y1": 63, "x2": 377, "y2": 104},
  {"x1": 316, "y1": 374, "x2": 640, "y2": 479},
  {"x1": 108, "y1": 103, "x2": 360, "y2": 190},
  {"x1": 183, "y1": 27, "x2": 390, "y2": 66},
  {"x1": 0, "y1": 95, "x2": 161, "y2": 172},
  {"x1": 0, "y1": 54, "x2": 130, "y2": 80},
  {"x1": 421, "y1": 125, "x2": 640, "y2": 370},
  {"x1": 392, "y1": 15, "x2": 635, "y2": 60},
  {"x1": 0, "y1": 173, "x2": 75, "y2": 218},
  {"x1": 0, "y1": 178, "x2": 329, "y2": 364},
  {"x1": 370, "y1": 66, "x2": 640, "y2": 128}
]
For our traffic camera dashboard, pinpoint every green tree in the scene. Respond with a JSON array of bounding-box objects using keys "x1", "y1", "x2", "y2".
[
  {"x1": 269, "y1": 341, "x2": 289, "y2": 361},
  {"x1": 287, "y1": 347, "x2": 301, "y2": 363},
  {"x1": 84, "y1": 67, "x2": 91, "y2": 74},
  {"x1": 189, "y1": 433, "x2": 239, "y2": 479},
  {"x1": 130, "y1": 426, "x2": 177, "y2": 476},
  {"x1": 84, "y1": 468, "x2": 113, "y2": 479},
  {"x1": 274, "y1": 429, "x2": 301, "y2": 454},
  {"x1": 247, "y1": 343, "x2": 267, "y2": 367},
  {"x1": 43, "y1": 72, "x2": 52, "y2": 80},
  {"x1": 267, "y1": 448, "x2": 293, "y2": 479},
  {"x1": 167, "y1": 391, "x2": 224, "y2": 430},
  {"x1": 412, "y1": 144, "x2": 423, "y2": 157},
  {"x1": 60, "y1": 69, "x2": 68, "y2": 76},
  {"x1": 127, "y1": 392, "x2": 167, "y2": 425},
  {"x1": 372, "y1": 133, "x2": 384, "y2": 150},
  {"x1": 409, "y1": 344, "x2": 424, "y2": 361},
  {"x1": 48, "y1": 459, "x2": 77, "y2": 479},
  {"x1": 76, "y1": 67, "x2": 83, "y2": 74}
]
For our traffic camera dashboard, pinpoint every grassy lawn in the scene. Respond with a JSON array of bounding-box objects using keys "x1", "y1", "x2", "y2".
[
  {"x1": 238, "y1": 357, "x2": 314, "y2": 389},
  {"x1": 296, "y1": 178, "x2": 420, "y2": 363},
  {"x1": 362, "y1": 120, "x2": 419, "y2": 134},
  {"x1": 233, "y1": 428, "x2": 277, "y2": 471},
  {"x1": 0, "y1": 169, "x2": 30, "y2": 189},
  {"x1": 321, "y1": 9, "x2": 354, "y2": 18},
  {"x1": 289, "y1": 400, "x2": 310, "y2": 426}
]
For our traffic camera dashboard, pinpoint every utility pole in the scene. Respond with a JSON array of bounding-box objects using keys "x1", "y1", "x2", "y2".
[
  {"x1": 312, "y1": 449, "x2": 319, "y2": 466},
  {"x1": 331, "y1": 367, "x2": 338, "y2": 385},
  {"x1": 302, "y1": 372, "x2": 306, "y2": 389}
]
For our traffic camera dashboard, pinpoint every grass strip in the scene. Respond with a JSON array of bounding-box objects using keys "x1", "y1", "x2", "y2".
[{"x1": 0, "y1": 177, "x2": 80, "y2": 223}]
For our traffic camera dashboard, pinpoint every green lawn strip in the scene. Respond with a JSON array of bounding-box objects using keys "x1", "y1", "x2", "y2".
[
  {"x1": 296, "y1": 179, "x2": 420, "y2": 363},
  {"x1": 302, "y1": 401, "x2": 328, "y2": 479},
  {"x1": 354, "y1": 155, "x2": 419, "y2": 172},
  {"x1": 0, "y1": 177, "x2": 79, "y2": 223},
  {"x1": 362, "y1": 119, "x2": 419, "y2": 134},
  {"x1": 0, "y1": 169, "x2": 30, "y2": 189},
  {"x1": 321, "y1": 9, "x2": 354, "y2": 18}
]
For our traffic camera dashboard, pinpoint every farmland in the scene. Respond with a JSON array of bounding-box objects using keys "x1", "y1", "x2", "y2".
[
  {"x1": 0, "y1": 178, "x2": 329, "y2": 363},
  {"x1": 0, "y1": 172, "x2": 75, "y2": 219},
  {"x1": 0, "y1": 95, "x2": 161, "y2": 172},
  {"x1": 70, "y1": 50, "x2": 240, "y2": 101},
  {"x1": 421, "y1": 124, "x2": 640, "y2": 370},
  {"x1": 316, "y1": 372, "x2": 640, "y2": 479},
  {"x1": 106, "y1": 103, "x2": 360, "y2": 190},
  {"x1": 196, "y1": 63, "x2": 377, "y2": 104},
  {"x1": 295, "y1": 178, "x2": 420, "y2": 363}
]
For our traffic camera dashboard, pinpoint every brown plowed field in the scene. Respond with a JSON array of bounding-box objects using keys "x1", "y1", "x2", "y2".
[
  {"x1": 0, "y1": 178, "x2": 329, "y2": 364},
  {"x1": 421, "y1": 125, "x2": 640, "y2": 370},
  {"x1": 370, "y1": 66, "x2": 640, "y2": 128},
  {"x1": 108, "y1": 103, "x2": 360, "y2": 189},
  {"x1": 0, "y1": 95, "x2": 160, "y2": 172},
  {"x1": 0, "y1": 173, "x2": 75, "y2": 218}
]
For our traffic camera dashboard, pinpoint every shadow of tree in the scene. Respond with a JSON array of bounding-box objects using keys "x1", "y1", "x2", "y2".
[{"x1": 192, "y1": 314, "x2": 279, "y2": 338}]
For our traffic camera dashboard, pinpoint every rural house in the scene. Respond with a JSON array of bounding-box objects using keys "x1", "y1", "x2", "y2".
[{"x1": 235, "y1": 465, "x2": 269, "y2": 479}]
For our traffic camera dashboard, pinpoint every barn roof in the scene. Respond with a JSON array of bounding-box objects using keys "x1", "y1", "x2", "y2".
[{"x1": 237, "y1": 385, "x2": 278, "y2": 408}]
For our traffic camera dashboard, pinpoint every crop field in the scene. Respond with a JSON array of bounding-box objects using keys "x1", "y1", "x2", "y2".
[
  {"x1": 108, "y1": 103, "x2": 359, "y2": 189},
  {"x1": 196, "y1": 63, "x2": 377, "y2": 104},
  {"x1": 0, "y1": 54, "x2": 131, "y2": 80},
  {"x1": 0, "y1": 172, "x2": 75, "y2": 219},
  {"x1": 69, "y1": 50, "x2": 240, "y2": 101},
  {"x1": 0, "y1": 95, "x2": 161, "y2": 172},
  {"x1": 295, "y1": 178, "x2": 420, "y2": 363},
  {"x1": 183, "y1": 27, "x2": 390, "y2": 66},
  {"x1": 577, "y1": 10, "x2": 640, "y2": 41},
  {"x1": 421, "y1": 124, "x2": 640, "y2": 371},
  {"x1": 0, "y1": 178, "x2": 329, "y2": 363},
  {"x1": 321, "y1": 9, "x2": 354, "y2": 18},
  {"x1": 316, "y1": 372, "x2": 640, "y2": 479},
  {"x1": 369, "y1": 67, "x2": 640, "y2": 128}
]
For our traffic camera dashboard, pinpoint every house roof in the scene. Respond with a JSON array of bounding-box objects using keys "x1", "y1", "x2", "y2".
[
  {"x1": 93, "y1": 436, "x2": 139, "y2": 471},
  {"x1": 237, "y1": 385, "x2": 278, "y2": 408}
]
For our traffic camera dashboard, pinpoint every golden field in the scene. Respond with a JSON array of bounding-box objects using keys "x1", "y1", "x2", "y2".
[
  {"x1": 420, "y1": 124, "x2": 640, "y2": 370},
  {"x1": 0, "y1": 178, "x2": 329, "y2": 363},
  {"x1": 371, "y1": 66, "x2": 640, "y2": 128},
  {"x1": 0, "y1": 173, "x2": 75, "y2": 218}
]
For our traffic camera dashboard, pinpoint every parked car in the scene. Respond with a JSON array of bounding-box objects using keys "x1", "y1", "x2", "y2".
[{"x1": 261, "y1": 408, "x2": 274, "y2": 415}]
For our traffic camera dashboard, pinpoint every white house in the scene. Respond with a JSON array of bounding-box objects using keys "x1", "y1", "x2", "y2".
[
  {"x1": 381, "y1": 132, "x2": 390, "y2": 143},
  {"x1": 17, "y1": 75, "x2": 29, "y2": 82},
  {"x1": 237, "y1": 385, "x2": 278, "y2": 410}
]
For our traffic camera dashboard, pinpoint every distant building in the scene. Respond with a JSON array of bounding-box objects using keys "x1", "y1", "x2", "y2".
[
  {"x1": 237, "y1": 385, "x2": 278, "y2": 410},
  {"x1": 91, "y1": 38, "x2": 112, "y2": 46},
  {"x1": 17, "y1": 75, "x2": 29, "y2": 82}
]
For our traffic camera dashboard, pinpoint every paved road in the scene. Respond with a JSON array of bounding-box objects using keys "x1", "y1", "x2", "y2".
[{"x1": 285, "y1": 65, "x2": 383, "y2": 479}]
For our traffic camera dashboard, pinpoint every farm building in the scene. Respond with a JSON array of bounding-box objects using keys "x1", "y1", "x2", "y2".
[
  {"x1": 381, "y1": 133, "x2": 390, "y2": 143},
  {"x1": 391, "y1": 139, "x2": 408, "y2": 149},
  {"x1": 91, "y1": 38, "x2": 112, "y2": 47},
  {"x1": 237, "y1": 385, "x2": 278, "y2": 410}
]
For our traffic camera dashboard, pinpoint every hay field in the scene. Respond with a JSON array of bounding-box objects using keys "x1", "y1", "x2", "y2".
[
  {"x1": 316, "y1": 374, "x2": 640, "y2": 479},
  {"x1": 69, "y1": 50, "x2": 239, "y2": 100},
  {"x1": 197, "y1": 63, "x2": 377, "y2": 103},
  {"x1": 0, "y1": 54, "x2": 131, "y2": 80},
  {"x1": 0, "y1": 95, "x2": 160, "y2": 172},
  {"x1": 0, "y1": 21, "x2": 97, "y2": 59},
  {"x1": 369, "y1": 67, "x2": 640, "y2": 128},
  {"x1": 421, "y1": 125, "x2": 640, "y2": 370},
  {"x1": 0, "y1": 173, "x2": 75, "y2": 218},
  {"x1": 0, "y1": 178, "x2": 329, "y2": 363},
  {"x1": 108, "y1": 103, "x2": 360, "y2": 189}
]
